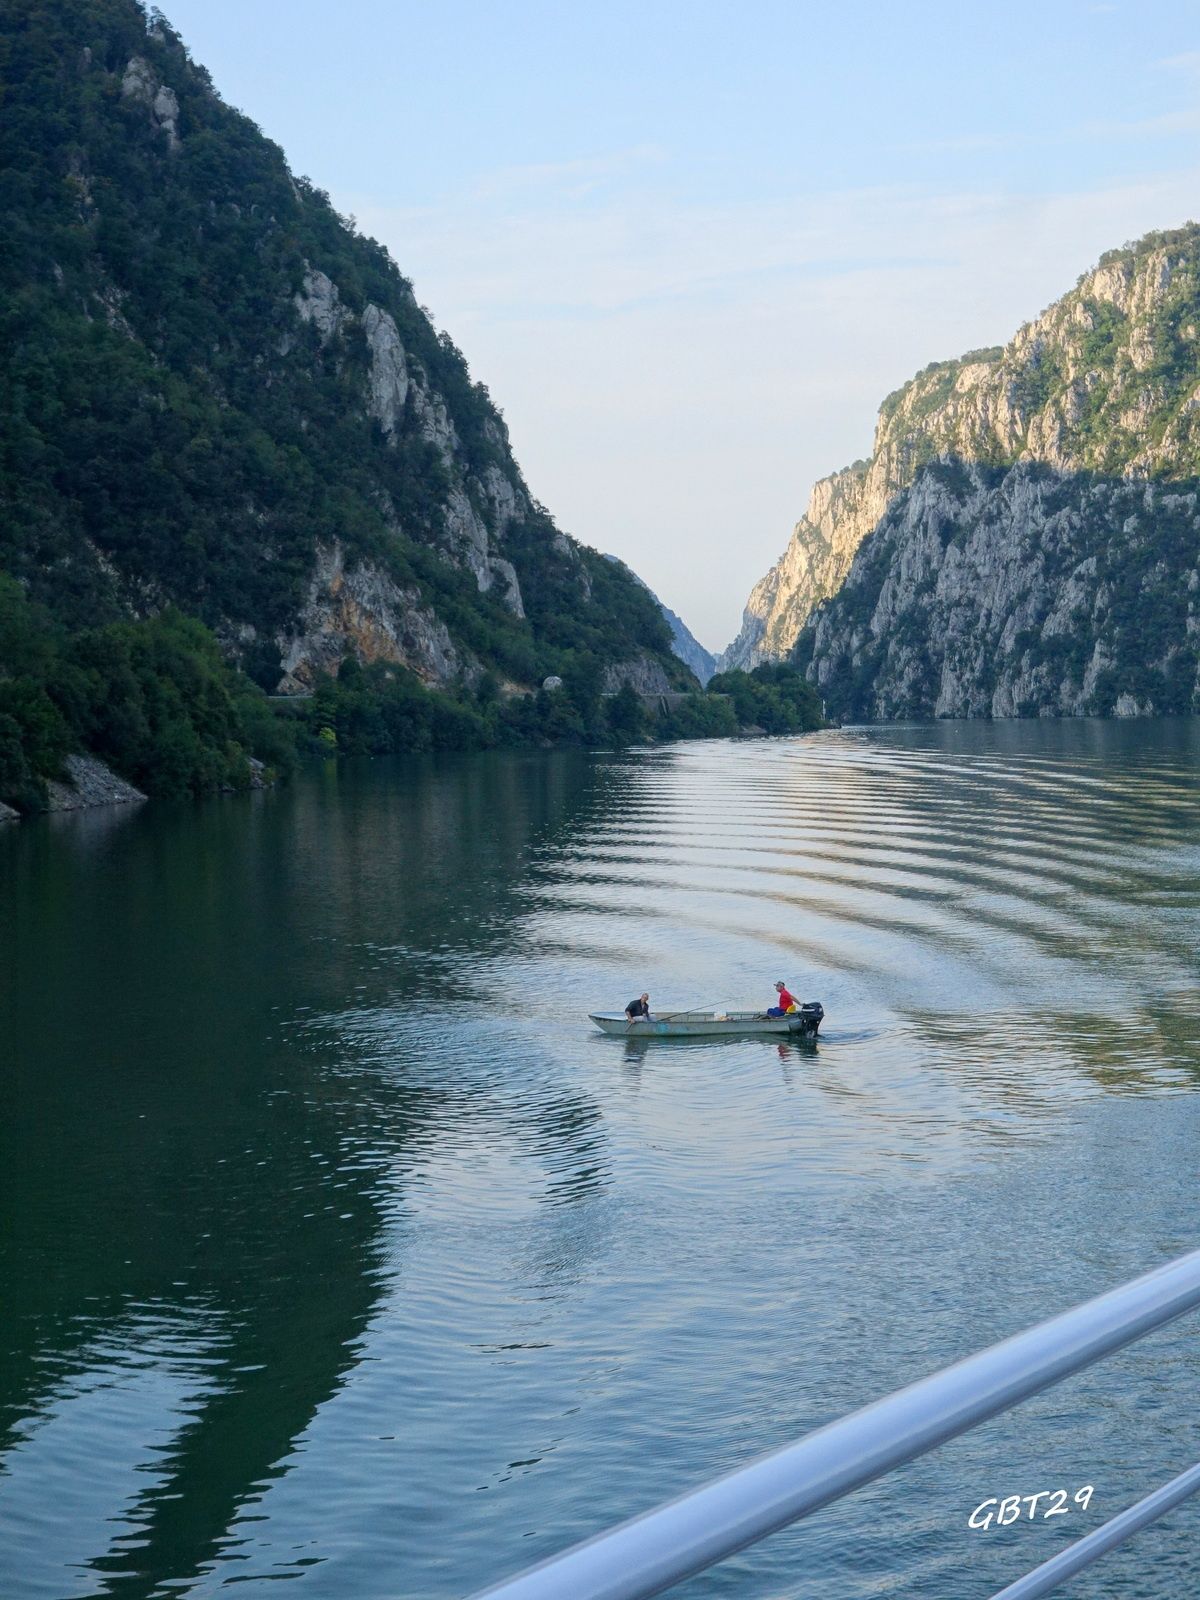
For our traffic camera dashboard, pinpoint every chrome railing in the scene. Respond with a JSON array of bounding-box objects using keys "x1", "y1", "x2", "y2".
[{"x1": 469, "y1": 1249, "x2": 1200, "y2": 1600}]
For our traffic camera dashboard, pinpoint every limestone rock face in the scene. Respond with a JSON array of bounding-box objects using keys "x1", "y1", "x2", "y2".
[
  {"x1": 283, "y1": 261, "x2": 529, "y2": 629},
  {"x1": 152, "y1": 85, "x2": 180, "y2": 149},
  {"x1": 294, "y1": 267, "x2": 347, "y2": 344},
  {"x1": 485, "y1": 557, "x2": 525, "y2": 618},
  {"x1": 602, "y1": 655, "x2": 674, "y2": 695},
  {"x1": 121, "y1": 57, "x2": 179, "y2": 148},
  {"x1": 724, "y1": 229, "x2": 1200, "y2": 688},
  {"x1": 798, "y1": 462, "x2": 1200, "y2": 720},
  {"x1": 412, "y1": 383, "x2": 459, "y2": 460},
  {"x1": 362, "y1": 304, "x2": 409, "y2": 434},
  {"x1": 276, "y1": 541, "x2": 468, "y2": 692},
  {"x1": 720, "y1": 461, "x2": 873, "y2": 669}
]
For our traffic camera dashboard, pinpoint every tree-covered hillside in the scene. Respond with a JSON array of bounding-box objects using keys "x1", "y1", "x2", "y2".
[{"x1": 0, "y1": 0, "x2": 708, "y2": 805}]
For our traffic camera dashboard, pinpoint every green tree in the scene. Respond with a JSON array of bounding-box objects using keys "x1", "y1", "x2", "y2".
[{"x1": 606, "y1": 684, "x2": 644, "y2": 745}]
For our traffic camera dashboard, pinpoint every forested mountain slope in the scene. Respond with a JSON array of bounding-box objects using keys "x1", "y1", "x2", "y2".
[
  {"x1": 603, "y1": 556, "x2": 716, "y2": 684},
  {"x1": 0, "y1": 0, "x2": 690, "y2": 804}
]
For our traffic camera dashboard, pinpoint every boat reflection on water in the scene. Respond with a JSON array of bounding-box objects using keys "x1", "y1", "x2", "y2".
[{"x1": 616, "y1": 1032, "x2": 822, "y2": 1066}]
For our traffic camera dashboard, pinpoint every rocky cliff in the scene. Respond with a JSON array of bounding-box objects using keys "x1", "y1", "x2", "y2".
[
  {"x1": 725, "y1": 227, "x2": 1200, "y2": 692},
  {"x1": 656, "y1": 600, "x2": 716, "y2": 686},
  {"x1": 0, "y1": 0, "x2": 679, "y2": 705},
  {"x1": 799, "y1": 460, "x2": 1200, "y2": 719}
]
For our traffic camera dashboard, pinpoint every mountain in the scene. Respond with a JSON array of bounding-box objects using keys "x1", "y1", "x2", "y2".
[
  {"x1": 799, "y1": 459, "x2": 1199, "y2": 719},
  {"x1": 603, "y1": 557, "x2": 716, "y2": 684},
  {"x1": 0, "y1": 0, "x2": 689, "y2": 804},
  {"x1": 725, "y1": 226, "x2": 1200, "y2": 718}
]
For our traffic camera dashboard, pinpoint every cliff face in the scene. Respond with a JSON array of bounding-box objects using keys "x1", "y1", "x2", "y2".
[
  {"x1": 799, "y1": 461, "x2": 1200, "y2": 719},
  {"x1": 659, "y1": 605, "x2": 716, "y2": 686},
  {"x1": 724, "y1": 228, "x2": 1200, "y2": 690},
  {"x1": 719, "y1": 457, "x2": 873, "y2": 669},
  {"x1": 0, "y1": 1, "x2": 677, "y2": 696}
]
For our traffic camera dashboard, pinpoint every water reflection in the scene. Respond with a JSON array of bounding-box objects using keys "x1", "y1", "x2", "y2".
[
  {"x1": 0, "y1": 751, "x2": 612, "y2": 1597},
  {"x1": 2, "y1": 728, "x2": 1200, "y2": 1598}
]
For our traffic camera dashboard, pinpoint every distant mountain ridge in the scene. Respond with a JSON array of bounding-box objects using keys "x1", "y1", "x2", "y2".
[
  {"x1": 725, "y1": 226, "x2": 1200, "y2": 719},
  {"x1": 603, "y1": 557, "x2": 716, "y2": 684}
]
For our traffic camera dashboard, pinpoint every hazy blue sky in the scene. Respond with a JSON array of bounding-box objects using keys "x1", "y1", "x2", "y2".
[{"x1": 160, "y1": 0, "x2": 1200, "y2": 648}]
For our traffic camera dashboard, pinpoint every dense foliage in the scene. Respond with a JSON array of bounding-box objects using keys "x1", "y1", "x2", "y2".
[
  {"x1": 706, "y1": 663, "x2": 825, "y2": 733},
  {"x1": 302, "y1": 659, "x2": 822, "y2": 766},
  {"x1": 0, "y1": 564, "x2": 823, "y2": 812},
  {"x1": 0, "y1": 573, "x2": 292, "y2": 806},
  {"x1": 0, "y1": 0, "x2": 698, "y2": 800}
]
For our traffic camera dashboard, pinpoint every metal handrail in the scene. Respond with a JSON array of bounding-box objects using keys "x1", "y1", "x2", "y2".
[
  {"x1": 990, "y1": 1462, "x2": 1200, "y2": 1600},
  {"x1": 469, "y1": 1248, "x2": 1200, "y2": 1600}
]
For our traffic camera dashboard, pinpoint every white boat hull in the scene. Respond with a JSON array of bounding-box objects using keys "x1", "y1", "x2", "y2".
[{"x1": 589, "y1": 1007, "x2": 822, "y2": 1039}]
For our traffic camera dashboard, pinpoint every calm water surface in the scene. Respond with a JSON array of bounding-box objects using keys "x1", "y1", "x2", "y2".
[{"x1": 2, "y1": 722, "x2": 1200, "y2": 1599}]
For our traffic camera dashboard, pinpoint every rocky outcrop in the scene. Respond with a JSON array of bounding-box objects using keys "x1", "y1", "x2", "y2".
[
  {"x1": 121, "y1": 56, "x2": 179, "y2": 149},
  {"x1": 602, "y1": 655, "x2": 674, "y2": 695},
  {"x1": 294, "y1": 267, "x2": 347, "y2": 345},
  {"x1": 276, "y1": 541, "x2": 469, "y2": 692},
  {"x1": 439, "y1": 486, "x2": 523, "y2": 613},
  {"x1": 725, "y1": 227, "x2": 1200, "y2": 676},
  {"x1": 287, "y1": 260, "x2": 527, "y2": 627},
  {"x1": 799, "y1": 460, "x2": 1200, "y2": 720},
  {"x1": 0, "y1": 799, "x2": 18, "y2": 824},
  {"x1": 44, "y1": 754, "x2": 147, "y2": 811},
  {"x1": 361, "y1": 303, "x2": 409, "y2": 433},
  {"x1": 659, "y1": 603, "x2": 715, "y2": 685},
  {"x1": 484, "y1": 556, "x2": 525, "y2": 617},
  {"x1": 720, "y1": 459, "x2": 874, "y2": 669}
]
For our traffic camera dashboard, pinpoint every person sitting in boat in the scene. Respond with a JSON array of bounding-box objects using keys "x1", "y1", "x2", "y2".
[
  {"x1": 767, "y1": 981, "x2": 798, "y2": 1017},
  {"x1": 625, "y1": 992, "x2": 652, "y2": 1021}
]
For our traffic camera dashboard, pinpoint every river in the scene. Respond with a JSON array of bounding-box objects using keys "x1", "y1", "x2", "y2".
[{"x1": 2, "y1": 721, "x2": 1199, "y2": 1600}]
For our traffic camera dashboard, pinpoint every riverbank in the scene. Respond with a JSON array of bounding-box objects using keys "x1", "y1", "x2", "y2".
[{"x1": 1, "y1": 611, "x2": 823, "y2": 820}]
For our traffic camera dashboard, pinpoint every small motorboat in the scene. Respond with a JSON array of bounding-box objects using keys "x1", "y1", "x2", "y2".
[{"x1": 589, "y1": 1003, "x2": 824, "y2": 1039}]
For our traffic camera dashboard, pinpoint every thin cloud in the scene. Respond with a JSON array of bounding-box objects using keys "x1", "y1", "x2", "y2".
[
  {"x1": 1082, "y1": 105, "x2": 1200, "y2": 139},
  {"x1": 347, "y1": 167, "x2": 1200, "y2": 648},
  {"x1": 895, "y1": 132, "x2": 1031, "y2": 156},
  {"x1": 1157, "y1": 50, "x2": 1200, "y2": 75},
  {"x1": 469, "y1": 145, "x2": 668, "y2": 203}
]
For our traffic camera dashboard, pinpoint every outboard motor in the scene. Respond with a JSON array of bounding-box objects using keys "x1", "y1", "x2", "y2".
[{"x1": 792, "y1": 1001, "x2": 824, "y2": 1038}]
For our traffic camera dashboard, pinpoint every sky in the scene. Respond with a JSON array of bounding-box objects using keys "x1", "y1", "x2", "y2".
[{"x1": 158, "y1": 0, "x2": 1200, "y2": 650}]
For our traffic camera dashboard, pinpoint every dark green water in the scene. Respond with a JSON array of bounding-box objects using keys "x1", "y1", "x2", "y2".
[{"x1": 2, "y1": 723, "x2": 1200, "y2": 1600}]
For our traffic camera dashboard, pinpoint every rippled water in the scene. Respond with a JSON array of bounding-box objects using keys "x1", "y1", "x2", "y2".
[{"x1": 3, "y1": 721, "x2": 1200, "y2": 1600}]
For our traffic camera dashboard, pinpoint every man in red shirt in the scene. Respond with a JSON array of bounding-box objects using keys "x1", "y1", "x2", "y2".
[{"x1": 767, "y1": 981, "x2": 797, "y2": 1016}]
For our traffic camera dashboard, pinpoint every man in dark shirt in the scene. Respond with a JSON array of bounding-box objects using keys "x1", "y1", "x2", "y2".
[{"x1": 625, "y1": 992, "x2": 651, "y2": 1021}]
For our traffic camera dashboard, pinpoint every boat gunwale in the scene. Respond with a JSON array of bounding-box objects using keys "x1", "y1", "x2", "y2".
[{"x1": 588, "y1": 1007, "x2": 822, "y2": 1038}]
